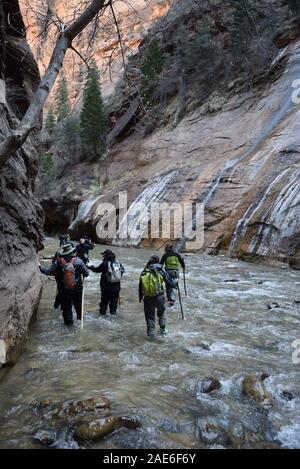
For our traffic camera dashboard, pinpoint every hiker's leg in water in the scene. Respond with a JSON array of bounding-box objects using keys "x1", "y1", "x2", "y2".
[
  {"x1": 156, "y1": 295, "x2": 166, "y2": 330},
  {"x1": 100, "y1": 290, "x2": 109, "y2": 316},
  {"x1": 54, "y1": 279, "x2": 63, "y2": 309},
  {"x1": 61, "y1": 291, "x2": 73, "y2": 325},
  {"x1": 73, "y1": 289, "x2": 82, "y2": 320},
  {"x1": 166, "y1": 270, "x2": 178, "y2": 304},
  {"x1": 144, "y1": 297, "x2": 156, "y2": 338},
  {"x1": 109, "y1": 290, "x2": 119, "y2": 315}
]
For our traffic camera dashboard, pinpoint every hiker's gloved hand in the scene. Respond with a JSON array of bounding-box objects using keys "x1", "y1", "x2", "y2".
[{"x1": 88, "y1": 265, "x2": 95, "y2": 271}]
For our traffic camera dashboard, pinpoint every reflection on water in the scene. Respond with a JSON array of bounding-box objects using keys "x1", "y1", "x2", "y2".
[{"x1": 0, "y1": 238, "x2": 299, "y2": 448}]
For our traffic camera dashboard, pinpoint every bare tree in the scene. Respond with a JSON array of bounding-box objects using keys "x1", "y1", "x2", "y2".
[{"x1": 0, "y1": 0, "x2": 109, "y2": 168}]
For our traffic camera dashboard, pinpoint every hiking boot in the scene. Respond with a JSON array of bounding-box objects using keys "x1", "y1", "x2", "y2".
[
  {"x1": 147, "y1": 332, "x2": 156, "y2": 339},
  {"x1": 147, "y1": 327, "x2": 155, "y2": 339},
  {"x1": 160, "y1": 326, "x2": 168, "y2": 337}
]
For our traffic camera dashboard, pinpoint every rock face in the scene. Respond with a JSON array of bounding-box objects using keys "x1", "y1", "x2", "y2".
[
  {"x1": 0, "y1": 0, "x2": 43, "y2": 369},
  {"x1": 19, "y1": 0, "x2": 172, "y2": 99},
  {"x1": 66, "y1": 38, "x2": 300, "y2": 267},
  {"x1": 19, "y1": 0, "x2": 300, "y2": 269}
]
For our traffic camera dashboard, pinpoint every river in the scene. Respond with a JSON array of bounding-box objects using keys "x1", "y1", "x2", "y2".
[{"x1": 0, "y1": 238, "x2": 299, "y2": 449}]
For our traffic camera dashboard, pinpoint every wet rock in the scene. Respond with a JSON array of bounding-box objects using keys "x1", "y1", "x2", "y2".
[
  {"x1": 194, "y1": 417, "x2": 229, "y2": 445},
  {"x1": 32, "y1": 430, "x2": 56, "y2": 447},
  {"x1": 273, "y1": 16, "x2": 300, "y2": 48},
  {"x1": 38, "y1": 396, "x2": 111, "y2": 421},
  {"x1": 74, "y1": 416, "x2": 140, "y2": 442},
  {"x1": 242, "y1": 375, "x2": 272, "y2": 407},
  {"x1": 267, "y1": 302, "x2": 280, "y2": 310},
  {"x1": 260, "y1": 373, "x2": 270, "y2": 382},
  {"x1": 198, "y1": 342, "x2": 210, "y2": 351},
  {"x1": 223, "y1": 279, "x2": 239, "y2": 283},
  {"x1": 281, "y1": 390, "x2": 295, "y2": 401},
  {"x1": 199, "y1": 377, "x2": 221, "y2": 394}
]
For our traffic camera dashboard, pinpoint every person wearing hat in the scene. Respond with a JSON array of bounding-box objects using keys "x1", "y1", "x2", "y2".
[
  {"x1": 38, "y1": 243, "x2": 89, "y2": 326},
  {"x1": 160, "y1": 243, "x2": 185, "y2": 307},
  {"x1": 59, "y1": 234, "x2": 74, "y2": 247},
  {"x1": 88, "y1": 249, "x2": 125, "y2": 316},
  {"x1": 76, "y1": 236, "x2": 94, "y2": 265},
  {"x1": 139, "y1": 255, "x2": 176, "y2": 339}
]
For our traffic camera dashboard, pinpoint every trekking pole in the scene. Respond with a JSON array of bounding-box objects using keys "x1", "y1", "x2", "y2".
[
  {"x1": 177, "y1": 283, "x2": 185, "y2": 320},
  {"x1": 183, "y1": 269, "x2": 187, "y2": 297},
  {"x1": 81, "y1": 279, "x2": 85, "y2": 330}
]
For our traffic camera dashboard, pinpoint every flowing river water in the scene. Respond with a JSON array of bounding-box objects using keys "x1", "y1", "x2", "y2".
[{"x1": 0, "y1": 238, "x2": 299, "y2": 449}]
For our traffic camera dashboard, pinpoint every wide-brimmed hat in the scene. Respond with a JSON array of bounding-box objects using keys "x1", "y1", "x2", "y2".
[
  {"x1": 101, "y1": 249, "x2": 114, "y2": 257},
  {"x1": 59, "y1": 243, "x2": 76, "y2": 257}
]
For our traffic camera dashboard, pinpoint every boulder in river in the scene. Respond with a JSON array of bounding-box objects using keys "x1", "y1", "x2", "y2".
[
  {"x1": 200, "y1": 377, "x2": 222, "y2": 394},
  {"x1": 38, "y1": 396, "x2": 111, "y2": 421},
  {"x1": 74, "y1": 416, "x2": 140, "y2": 442},
  {"x1": 242, "y1": 374, "x2": 272, "y2": 407}
]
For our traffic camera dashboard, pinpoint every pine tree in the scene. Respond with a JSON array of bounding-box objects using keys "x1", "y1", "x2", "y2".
[
  {"x1": 44, "y1": 106, "x2": 56, "y2": 136},
  {"x1": 282, "y1": 0, "x2": 300, "y2": 14},
  {"x1": 55, "y1": 112, "x2": 81, "y2": 161},
  {"x1": 141, "y1": 39, "x2": 165, "y2": 104},
  {"x1": 55, "y1": 74, "x2": 71, "y2": 122},
  {"x1": 230, "y1": 0, "x2": 257, "y2": 53},
  {"x1": 80, "y1": 64, "x2": 106, "y2": 161}
]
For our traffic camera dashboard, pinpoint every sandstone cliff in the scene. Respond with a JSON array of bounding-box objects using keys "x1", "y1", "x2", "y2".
[
  {"x1": 0, "y1": 0, "x2": 43, "y2": 370},
  {"x1": 19, "y1": 0, "x2": 172, "y2": 99},
  {"x1": 63, "y1": 1, "x2": 300, "y2": 268}
]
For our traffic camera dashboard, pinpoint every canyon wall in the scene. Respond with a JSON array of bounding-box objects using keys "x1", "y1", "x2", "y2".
[
  {"x1": 0, "y1": 0, "x2": 43, "y2": 370},
  {"x1": 19, "y1": 0, "x2": 172, "y2": 99}
]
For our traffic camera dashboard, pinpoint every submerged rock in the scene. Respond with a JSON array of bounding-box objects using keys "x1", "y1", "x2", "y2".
[
  {"x1": 267, "y1": 302, "x2": 280, "y2": 310},
  {"x1": 38, "y1": 396, "x2": 111, "y2": 421},
  {"x1": 200, "y1": 377, "x2": 221, "y2": 394},
  {"x1": 74, "y1": 416, "x2": 140, "y2": 442},
  {"x1": 242, "y1": 375, "x2": 272, "y2": 407},
  {"x1": 32, "y1": 430, "x2": 56, "y2": 447}
]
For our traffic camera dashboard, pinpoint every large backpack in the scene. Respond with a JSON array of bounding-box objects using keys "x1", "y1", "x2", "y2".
[
  {"x1": 106, "y1": 260, "x2": 123, "y2": 283},
  {"x1": 140, "y1": 269, "x2": 164, "y2": 297},
  {"x1": 59, "y1": 258, "x2": 76, "y2": 290},
  {"x1": 165, "y1": 255, "x2": 180, "y2": 270}
]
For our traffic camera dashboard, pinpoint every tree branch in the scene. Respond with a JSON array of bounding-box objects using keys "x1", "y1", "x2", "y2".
[{"x1": 0, "y1": 0, "x2": 108, "y2": 168}]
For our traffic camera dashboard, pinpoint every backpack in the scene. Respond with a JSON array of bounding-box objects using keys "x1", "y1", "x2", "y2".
[
  {"x1": 140, "y1": 269, "x2": 164, "y2": 297},
  {"x1": 165, "y1": 255, "x2": 180, "y2": 270},
  {"x1": 106, "y1": 260, "x2": 123, "y2": 283},
  {"x1": 59, "y1": 258, "x2": 76, "y2": 290}
]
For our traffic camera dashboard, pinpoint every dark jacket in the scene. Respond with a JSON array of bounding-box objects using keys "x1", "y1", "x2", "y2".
[
  {"x1": 76, "y1": 242, "x2": 94, "y2": 264},
  {"x1": 39, "y1": 257, "x2": 89, "y2": 290},
  {"x1": 89, "y1": 254, "x2": 124, "y2": 292},
  {"x1": 160, "y1": 250, "x2": 185, "y2": 270},
  {"x1": 139, "y1": 263, "x2": 176, "y2": 301}
]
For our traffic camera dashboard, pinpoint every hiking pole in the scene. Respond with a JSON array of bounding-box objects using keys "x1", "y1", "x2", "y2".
[
  {"x1": 81, "y1": 279, "x2": 85, "y2": 330},
  {"x1": 177, "y1": 283, "x2": 185, "y2": 320},
  {"x1": 183, "y1": 269, "x2": 187, "y2": 297}
]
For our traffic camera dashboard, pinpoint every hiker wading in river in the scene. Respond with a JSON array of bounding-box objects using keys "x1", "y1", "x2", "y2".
[
  {"x1": 38, "y1": 243, "x2": 89, "y2": 327},
  {"x1": 76, "y1": 236, "x2": 94, "y2": 265},
  {"x1": 160, "y1": 244, "x2": 185, "y2": 307},
  {"x1": 88, "y1": 250, "x2": 124, "y2": 316},
  {"x1": 139, "y1": 255, "x2": 176, "y2": 339}
]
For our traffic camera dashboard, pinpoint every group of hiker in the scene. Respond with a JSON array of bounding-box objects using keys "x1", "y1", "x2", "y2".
[{"x1": 38, "y1": 237, "x2": 186, "y2": 339}]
